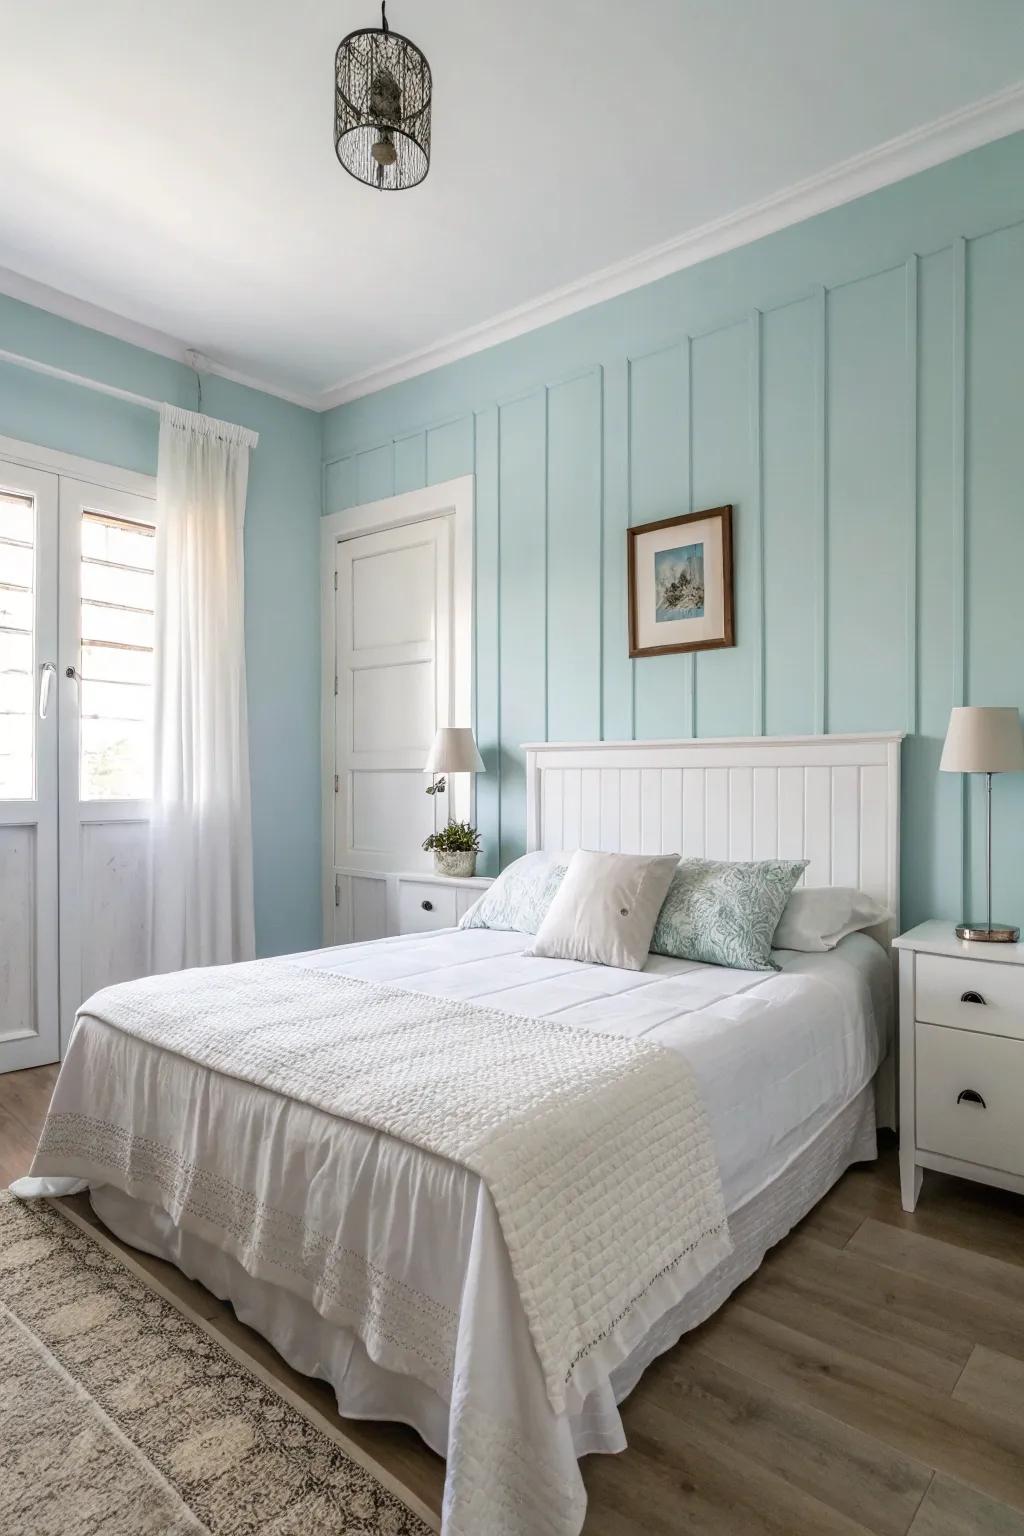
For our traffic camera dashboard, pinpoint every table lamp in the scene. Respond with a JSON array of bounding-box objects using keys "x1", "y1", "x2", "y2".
[
  {"x1": 939, "y1": 705, "x2": 1024, "y2": 941},
  {"x1": 424, "y1": 727, "x2": 485, "y2": 821}
]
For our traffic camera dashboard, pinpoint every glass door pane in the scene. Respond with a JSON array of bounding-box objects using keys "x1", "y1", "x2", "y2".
[
  {"x1": 78, "y1": 510, "x2": 155, "y2": 799},
  {"x1": 0, "y1": 490, "x2": 35, "y2": 798}
]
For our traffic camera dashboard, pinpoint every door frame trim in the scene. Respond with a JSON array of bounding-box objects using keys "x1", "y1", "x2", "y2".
[{"x1": 320, "y1": 475, "x2": 475, "y2": 943}]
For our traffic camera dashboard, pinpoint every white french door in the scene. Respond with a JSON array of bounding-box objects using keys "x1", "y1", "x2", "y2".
[
  {"x1": 0, "y1": 461, "x2": 59, "y2": 1071},
  {"x1": 0, "y1": 448, "x2": 156, "y2": 1073}
]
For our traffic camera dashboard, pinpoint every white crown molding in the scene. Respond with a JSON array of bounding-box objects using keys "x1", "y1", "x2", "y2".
[
  {"x1": 0, "y1": 265, "x2": 321, "y2": 412},
  {"x1": 1, "y1": 80, "x2": 1022, "y2": 416},
  {"x1": 320, "y1": 78, "x2": 1024, "y2": 410}
]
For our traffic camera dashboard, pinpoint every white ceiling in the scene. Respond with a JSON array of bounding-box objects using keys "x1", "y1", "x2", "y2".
[{"x1": 2, "y1": 1, "x2": 1023, "y2": 408}]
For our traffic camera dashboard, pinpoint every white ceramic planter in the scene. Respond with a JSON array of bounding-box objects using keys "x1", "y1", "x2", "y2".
[{"x1": 434, "y1": 850, "x2": 477, "y2": 878}]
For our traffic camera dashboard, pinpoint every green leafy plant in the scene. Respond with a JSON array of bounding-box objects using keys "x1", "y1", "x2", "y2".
[{"x1": 422, "y1": 820, "x2": 481, "y2": 854}]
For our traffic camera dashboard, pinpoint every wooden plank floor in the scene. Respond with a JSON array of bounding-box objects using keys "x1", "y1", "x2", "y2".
[{"x1": 4, "y1": 1063, "x2": 1023, "y2": 1534}]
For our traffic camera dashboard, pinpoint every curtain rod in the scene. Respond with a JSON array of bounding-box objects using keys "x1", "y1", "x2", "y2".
[
  {"x1": 0, "y1": 345, "x2": 259, "y2": 448},
  {"x1": 0, "y1": 345, "x2": 165, "y2": 413}
]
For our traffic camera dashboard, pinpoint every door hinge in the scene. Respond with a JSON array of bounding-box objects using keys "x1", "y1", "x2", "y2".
[
  {"x1": 334, "y1": 569, "x2": 338, "y2": 591},
  {"x1": 334, "y1": 875, "x2": 340, "y2": 908},
  {"x1": 334, "y1": 773, "x2": 339, "y2": 793},
  {"x1": 334, "y1": 674, "x2": 338, "y2": 696}
]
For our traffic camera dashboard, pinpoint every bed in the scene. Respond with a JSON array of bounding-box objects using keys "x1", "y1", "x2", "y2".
[{"x1": 16, "y1": 732, "x2": 902, "y2": 1536}]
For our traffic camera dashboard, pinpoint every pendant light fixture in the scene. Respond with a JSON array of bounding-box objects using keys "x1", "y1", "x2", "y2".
[{"x1": 335, "y1": 2, "x2": 432, "y2": 190}]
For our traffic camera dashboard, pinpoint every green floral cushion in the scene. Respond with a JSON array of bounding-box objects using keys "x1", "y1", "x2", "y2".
[
  {"x1": 651, "y1": 858, "x2": 808, "y2": 971},
  {"x1": 459, "y1": 852, "x2": 568, "y2": 935}
]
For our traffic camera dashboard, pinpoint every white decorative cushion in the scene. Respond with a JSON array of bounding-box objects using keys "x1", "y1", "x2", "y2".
[
  {"x1": 772, "y1": 887, "x2": 890, "y2": 952},
  {"x1": 527, "y1": 850, "x2": 680, "y2": 971},
  {"x1": 458, "y1": 850, "x2": 569, "y2": 935}
]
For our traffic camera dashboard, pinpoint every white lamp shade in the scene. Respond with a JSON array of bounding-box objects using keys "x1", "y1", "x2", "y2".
[
  {"x1": 423, "y1": 727, "x2": 485, "y2": 775},
  {"x1": 939, "y1": 706, "x2": 1024, "y2": 774}
]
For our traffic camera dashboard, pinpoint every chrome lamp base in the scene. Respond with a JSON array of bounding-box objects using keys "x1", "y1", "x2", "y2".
[{"x1": 955, "y1": 921, "x2": 1020, "y2": 943}]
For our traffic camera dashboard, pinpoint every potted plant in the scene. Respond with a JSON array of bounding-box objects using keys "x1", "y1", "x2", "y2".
[{"x1": 422, "y1": 820, "x2": 481, "y2": 878}]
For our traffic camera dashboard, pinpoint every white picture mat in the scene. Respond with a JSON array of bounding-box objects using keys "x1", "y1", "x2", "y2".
[{"x1": 633, "y1": 514, "x2": 725, "y2": 650}]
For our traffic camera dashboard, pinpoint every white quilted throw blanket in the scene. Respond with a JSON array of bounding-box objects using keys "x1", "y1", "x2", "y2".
[{"x1": 81, "y1": 958, "x2": 732, "y2": 1412}]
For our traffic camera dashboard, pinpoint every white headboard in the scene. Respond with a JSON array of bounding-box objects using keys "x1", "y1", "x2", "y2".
[{"x1": 524, "y1": 733, "x2": 904, "y2": 940}]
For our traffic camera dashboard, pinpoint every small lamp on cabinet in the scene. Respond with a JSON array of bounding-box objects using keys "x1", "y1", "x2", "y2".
[{"x1": 939, "y1": 705, "x2": 1024, "y2": 942}]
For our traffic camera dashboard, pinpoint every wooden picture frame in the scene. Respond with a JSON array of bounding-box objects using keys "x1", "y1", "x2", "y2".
[{"x1": 627, "y1": 504, "x2": 734, "y2": 658}]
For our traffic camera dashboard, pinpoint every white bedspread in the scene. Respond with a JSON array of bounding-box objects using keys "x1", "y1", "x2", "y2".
[{"x1": 16, "y1": 928, "x2": 890, "y2": 1536}]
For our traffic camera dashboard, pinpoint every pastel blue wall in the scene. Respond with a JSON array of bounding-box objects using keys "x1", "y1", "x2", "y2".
[
  {"x1": 0, "y1": 297, "x2": 322, "y2": 957},
  {"x1": 323, "y1": 132, "x2": 1024, "y2": 930}
]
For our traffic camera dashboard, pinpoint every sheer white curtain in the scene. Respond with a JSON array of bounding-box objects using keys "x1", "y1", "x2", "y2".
[{"x1": 150, "y1": 404, "x2": 258, "y2": 973}]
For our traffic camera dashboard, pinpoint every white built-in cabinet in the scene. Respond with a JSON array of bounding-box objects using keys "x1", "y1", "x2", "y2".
[{"x1": 321, "y1": 477, "x2": 475, "y2": 945}]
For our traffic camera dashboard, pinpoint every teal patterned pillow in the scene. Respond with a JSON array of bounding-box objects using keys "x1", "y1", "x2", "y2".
[
  {"x1": 459, "y1": 852, "x2": 568, "y2": 935},
  {"x1": 651, "y1": 858, "x2": 808, "y2": 971}
]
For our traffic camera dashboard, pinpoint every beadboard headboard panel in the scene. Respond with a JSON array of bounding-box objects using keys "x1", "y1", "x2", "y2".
[{"x1": 524, "y1": 733, "x2": 904, "y2": 939}]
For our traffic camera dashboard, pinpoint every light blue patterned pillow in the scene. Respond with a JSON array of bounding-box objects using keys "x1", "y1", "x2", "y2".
[
  {"x1": 651, "y1": 858, "x2": 808, "y2": 971},
  {"x1": 459, "y1": 852, "x2": 568, "y2": 936}
]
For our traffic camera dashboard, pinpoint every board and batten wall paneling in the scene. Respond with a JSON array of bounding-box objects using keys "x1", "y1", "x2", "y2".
[
  {"x1": 827, "y1": 267, "x2": 910, "y2": 735},
  {"x1": 761, "y1": 297, "x2": 818, "y2": 736},
  {"x1": 497, "y1": 389, "x2": 547, "y2": 866},
  {"x1": 547, "y1": 369, "x2": 602, "y2": 744},
  {"x1": 691, "y1": 320, "x2": 754, "y2": 740},
  {"x1": 629, "y1": 342, "x2": 691, "y2": 740},
  {"x1": 965, "y1": 221, "x2": 1024, "y2": 926},
  {"x1": 474, "y1": 407, "x2": 501, "y2": 876},
  {"x1": 321, "y1": 134, "x2": 1024, "y2": 920}
]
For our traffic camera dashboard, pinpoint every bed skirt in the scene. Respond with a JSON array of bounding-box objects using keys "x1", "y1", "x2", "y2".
[{"x1": 88, "y1": 1085, "x2": 876, "y2": 1520}]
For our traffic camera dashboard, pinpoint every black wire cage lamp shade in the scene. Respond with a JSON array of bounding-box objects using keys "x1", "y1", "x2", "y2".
[{"x1": 335, "y1": 2, "x2": 432, "y2": 190}]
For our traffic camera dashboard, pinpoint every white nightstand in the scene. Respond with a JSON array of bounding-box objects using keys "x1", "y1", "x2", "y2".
[
  {"x1": 394, "y1": 871, "x2": 493, "y2": 935},
  {"x1": 893, "y1": 920, "x2": 1024, "y2": 1211}
]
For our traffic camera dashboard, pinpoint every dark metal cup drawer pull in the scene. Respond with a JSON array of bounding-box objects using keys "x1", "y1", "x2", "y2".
[
  {"x1": 956, "y1": 1088, "x2": 987, "y2": 1108},
  {"x1": 960, "y1": 989, "x2": 985, "y2": 1004},
  {"x1": 421, "y1": 899, "x2": 433, "y2": 912}
]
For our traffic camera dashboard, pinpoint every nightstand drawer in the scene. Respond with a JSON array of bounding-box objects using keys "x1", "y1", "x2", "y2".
[
  {"x1": 915, "y1": 953, "x2": 1024, "y2": 1041},
  {"x1": 916, "y1": 1022, "x2": 1024, "y2": 1177},
  {"x1": 397, "y1": 881, "x2": 458, "y2": 933}
]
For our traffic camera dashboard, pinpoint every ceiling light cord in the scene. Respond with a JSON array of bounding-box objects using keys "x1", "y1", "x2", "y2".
[{"x1": 381, "y1": 2, "x2": 389, "y2": 36}]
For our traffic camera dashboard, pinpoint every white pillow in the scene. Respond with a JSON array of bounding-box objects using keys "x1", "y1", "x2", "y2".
[
  {"x1": 527, "y1": 849, "x2": 679, "y2": 971},
  {"x1": 458, "y1": 850, "x2": 569, "y2": 935},
  {"x1": 772, "y1": 887, "x2": 889, "y2": 952}
]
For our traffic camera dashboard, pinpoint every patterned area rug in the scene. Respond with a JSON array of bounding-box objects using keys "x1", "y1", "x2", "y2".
[{"x1": 0, "y1": 1192, "x2": 436, "y2": 1535}]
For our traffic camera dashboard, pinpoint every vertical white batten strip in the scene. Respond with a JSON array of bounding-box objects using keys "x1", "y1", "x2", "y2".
[
  {"x1": 813, "y1": 286, "x2": 829, "y2": 735},
  {"x1": 952, "y1": 236, "x2": 968, "y2": 919},
  {"x1": 685, "y1": 336, "x2": 697, "y2": 738},
  {"x1": 905, "y1": 255, "x2": 920, "y2": 736},
  {"x1": 750, "y1": 309, "x2": 765, "y2": 737}
]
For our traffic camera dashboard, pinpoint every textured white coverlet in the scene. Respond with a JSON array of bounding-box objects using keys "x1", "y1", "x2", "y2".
[
  {"x1": 73, "y1": 957, "x2": 731, "y2": 1414},
  {"x1": 18, "y1": 931, "x2": 889, "y2": 1536}
]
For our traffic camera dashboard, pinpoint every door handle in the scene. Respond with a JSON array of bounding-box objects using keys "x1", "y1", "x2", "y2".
[{"x1": 38, "y1": 661, "x2": 56, "y2": 719}]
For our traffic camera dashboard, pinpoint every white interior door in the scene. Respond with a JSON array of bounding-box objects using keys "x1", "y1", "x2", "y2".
[
  {"x1": 0, "y1": 460, "x2": 59, "y2": 1071},
  {"x1": 334, "y1": 516, "x2": 453, "y2": 881},
  {"x1": 58, "y1": 478, "x2": 157, "y2": 1053}
]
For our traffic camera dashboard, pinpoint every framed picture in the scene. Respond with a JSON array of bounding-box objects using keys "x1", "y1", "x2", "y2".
[{"x1": 627, "y1": 504, "x2": 734, "y2": 658}]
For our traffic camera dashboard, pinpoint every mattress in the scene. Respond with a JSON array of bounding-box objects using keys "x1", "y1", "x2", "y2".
[
  {"x1": 17, "y1": 928, "x2": 892, "y2": 1536},
  {"x1": 297, "y1": 925, "x2": 891, "y2": 1213}
]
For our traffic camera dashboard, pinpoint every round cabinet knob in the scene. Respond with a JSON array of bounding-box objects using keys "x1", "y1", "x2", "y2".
[
  {"x1": 960, "y1": 990, "x2": 985, "y2": 1005},
  {"x1": 421, "y1": 899, "x2": 433, "y2": 912},
  {"x1": 956, "y1": 1088, "x2": 987, "y2": 1108}
]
